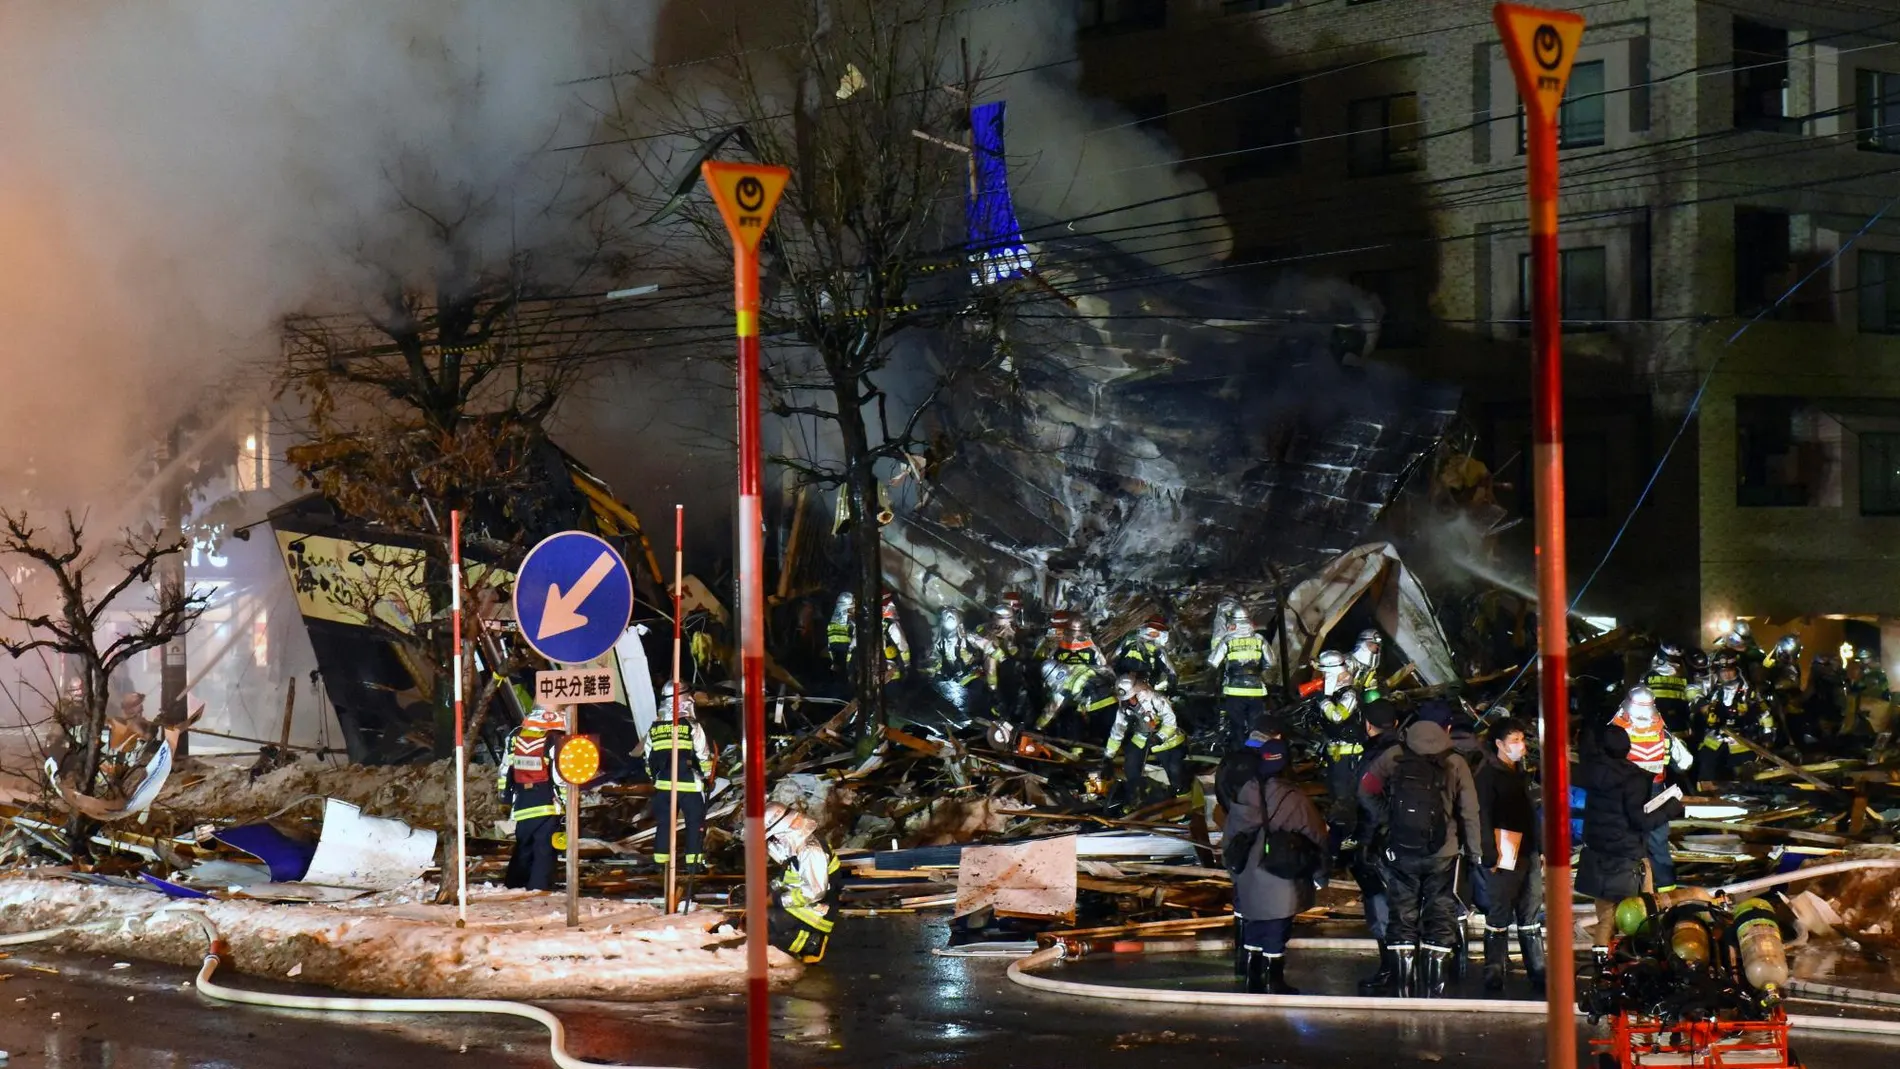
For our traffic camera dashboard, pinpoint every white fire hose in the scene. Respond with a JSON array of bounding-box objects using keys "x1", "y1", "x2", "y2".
[{"x1": 1, "y1": 908, "x2": 699, "y2": 1069}]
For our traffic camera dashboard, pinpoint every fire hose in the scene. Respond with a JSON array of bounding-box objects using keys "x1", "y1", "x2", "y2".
[
  {"x1": 0, "y1": 908, "x2": 700, "y2": 1069},
  {"x1": 1006, "y1": 940, "x2": 1900, "y2": 1038}
]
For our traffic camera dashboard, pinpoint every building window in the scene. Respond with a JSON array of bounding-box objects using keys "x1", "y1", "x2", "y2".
[
  {"x1": 1862, "y1": 432, "x2": 1900, "y2": 515},
  {"x1": 1734, "y1": 208, "x2": 1791, "y2": 317},
  {"x1": 1518, "y1": 60, "x2": 1606, "y2": 152},
  {"x1": 1353, "y1": 268, "x2": 1428, "y2": 348},
  {"x1": 1861, "y1": 251, "x2": 1900, "y2": 333},
  {"x1": 236, "y1": 410, "x2": 270, "y2": 492},
  {"x1": 1224, "y1": 82, "x2": 1301, "y2": 183},
  {"x1": 1347, "y1": 92, "x2": 1421, "y2": 176},
  {"x1": 1737, "y1": 396, "x2": 1842, "y2": 508},
  {"x1": 1734, "y1": 19, "x2": 1794, "y2": 132},
  {"x1": 1079, "y1": 0, "x2": 1165, "y2": 35},
  {"x1": 1517, "y1": 246, "x2": 1608, "y2": 332},
  {"x1": 1857, "y1": 69, "x2": 1900, "y2": 152}
]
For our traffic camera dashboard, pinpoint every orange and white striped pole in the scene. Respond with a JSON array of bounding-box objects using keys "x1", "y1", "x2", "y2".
[
  {"x1": 702, "y1": 159, "x2": 790, "y2": 1069},
  {"x1": 1496, "y1": 7, "x2": 1585, "y2": 1069}
]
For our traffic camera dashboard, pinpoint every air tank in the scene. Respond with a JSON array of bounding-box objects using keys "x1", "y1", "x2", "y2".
[
  {"x1": 1668, "y1": 915, "x2": 1713, "y2": 967},
  {"x1": 1614, "y1": 887, "x2": 1719, "y2": 937},
  {"x1": 1732, "y1": 897, "x2": 1789, "y2": 1000}
]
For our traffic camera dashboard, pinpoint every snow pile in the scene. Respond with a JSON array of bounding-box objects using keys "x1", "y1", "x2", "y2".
[
  {"x1": 156, "y1": 756, "x2": 504, "y2": 833},
  {"x1": 0, "y1": 874, "x2": 800, "y2": 1000}
]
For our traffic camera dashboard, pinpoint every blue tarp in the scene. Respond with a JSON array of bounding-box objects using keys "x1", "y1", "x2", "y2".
[
  {"x1": 215, "y1": 824, "x2": 316, "y2": 883},
  {"x1": 966, "y1": 101, "x2": 1033, "y2": 286}
]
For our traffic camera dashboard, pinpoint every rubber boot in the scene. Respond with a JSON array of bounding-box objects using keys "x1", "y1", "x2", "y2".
[
  {"x1": 1266, "y1": 954, "x2": 1300, "y2": 995},
  {"x1": 1520, "y1": 926, "x2": 1547, "y2": 991},
  {"x1": 1243, "y1": 949, "x2": 1268, "y2": 994},
  {"x1": 1483, "y1": 928, "x2": 1511, "y2": 992},
  {"x1": 1422, "y1": 946, "x2": 1451, "y2": 998},
  {"x1": 1358, "y1": 943, "x2": 1397, "y2": 996},
  {"x1": 1233, "y1": 918, "x2": 1247, "y2": 977},
  {"x1": 1392, "y1": 946, "x2": 1417, "y2": 998},
  {"x1": 1451, "y1": 923, "x2": 1470, "y2": 982}
]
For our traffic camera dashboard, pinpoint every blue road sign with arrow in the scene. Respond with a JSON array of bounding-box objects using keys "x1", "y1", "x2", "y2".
[{"x1": 513, "y1": 531, "x2": 633, "y2": 666}]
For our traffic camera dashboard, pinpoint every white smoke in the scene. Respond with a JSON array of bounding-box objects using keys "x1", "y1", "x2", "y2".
[{"x1": 0, "y1": 1, "x2": 657, "y2": 498}]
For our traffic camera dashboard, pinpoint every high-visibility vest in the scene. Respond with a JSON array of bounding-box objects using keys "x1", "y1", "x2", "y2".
[
  {"x1": 1320, "y1": 694, "x2": 1365, "y2": 760},
  {"x1": 647, "y1": 721, "x2": 708, "y2": 792},
  {"x1": 1645, "y1": 672, "x2": 1688, "y2": 705},
  {"x1": 1611, "y1": 712, "x2": 1670, "y2": 780},
  {"x1": 1218, "y1": 635, "x2": 1268, "y2": 697}
]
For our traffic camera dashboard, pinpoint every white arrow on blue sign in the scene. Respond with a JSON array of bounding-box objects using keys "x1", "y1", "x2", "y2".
[{"x1": 513, "y1": 531, "x2": 634, "y2": 666}]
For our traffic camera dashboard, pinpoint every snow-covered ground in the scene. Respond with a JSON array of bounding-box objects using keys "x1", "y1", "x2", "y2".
[{"x1": 0, "y1": 873, "x2": 800, "y2": 1000}]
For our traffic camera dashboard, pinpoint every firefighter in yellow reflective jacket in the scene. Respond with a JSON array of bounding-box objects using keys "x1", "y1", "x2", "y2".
[
  {"x1": 1314, "y1": 650, "x2": 1368, "y2": 844},
  {"x1": 825, "y1": 592, "x2": 856, "y2": 680},
  {"x1": 1644, "y1": 643, "x2": 1692, "y2": 735},
  {"x1": 1039, "y1": 662, "x2": 1118, "y2": 741},
  {"x1": 1763, "y1": 634, "x2": 1814, "y2": 745},
  {"x1": 1209, "y1": 605, "x2": 1271, "y2": 750},
  {"x1": 648, "y1": 682, "x2": 718, "y2": 873},
  {"x1": 1695, "y1": 650, "x2": 1775, "y2": 785},
  {"x1": 878, "y1": 593, "x2": 911, "y2": 683},
  {"x1": 924, "y1": 608, "x2": 996, "y2": 718},
  {"x1": 498, "y1": 707, "x2": 568, "y2": 891},
  {"x1": 1103, "y1": 675, "x2": 1187, "y2": 809},
  {"x1": 1112, "y1": 616, "x2": 1178, "y2": 694},
  {"x1": 762, "y1": 802, "x2": 839, "y2": 963}
]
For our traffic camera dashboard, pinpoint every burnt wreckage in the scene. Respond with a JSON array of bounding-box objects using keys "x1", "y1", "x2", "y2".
[{"x1": 888, "y1": 239, "x2": 1461, "y2": 616}]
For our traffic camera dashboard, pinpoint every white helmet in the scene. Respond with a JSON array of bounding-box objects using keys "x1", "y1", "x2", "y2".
[
  {"x1": 1352, "y1": 630, "x2": 1382, "y2": 668},
  {"x1": 938, "y1": 608, "x2": 962, "y2": 637},
  {"x1": 1316, "y1": 649, "x2": 1353, "y2": 696},
  {"x1": 659, "y1": 681, "x2": 695, "y2": 720},
  {"x1": 1621, "y1": 684, "x2": 1657, "y2": 728},
  {"x1": 1227, "y1": 605, "x2": 1254, "y2": 637},
  {"x1": 762, "y1": 801, "x2": 814, "y2": 862},
  {"x1": 1114, "y1": 674, "x2": 1138, "y2": 701},
  {"x1": 836, "y1": 591, "x2": 856, "y2": 612}
]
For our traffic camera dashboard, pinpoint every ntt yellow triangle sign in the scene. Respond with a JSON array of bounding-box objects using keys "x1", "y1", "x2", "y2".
[
  {"x1": 1495, "y1": 3, "x2": 1587, "y2": 126},
  {"x1": 702, "y1": 160, "x2": 789, "y2": 254}
]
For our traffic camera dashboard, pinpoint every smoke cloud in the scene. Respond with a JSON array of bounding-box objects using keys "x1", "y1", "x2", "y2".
[{"x1": 0, "y1": 2, "x2": 655, "y2": 498}]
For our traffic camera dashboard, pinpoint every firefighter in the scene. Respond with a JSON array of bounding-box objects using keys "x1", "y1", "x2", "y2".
[
  {"x1": 1608, "y1": 685, "x2": 1692, "y2": 891},
  {"x1": 1112, "y1": 616, "x2": 1177, "y2": 694},
  {"x1": 1316, "y1": 650, "x2": 1368, "y2": 843},
  {"x1": 1717, "y1": 621, "x2": 1766, "y2": 689},
  {"x1": 1208, "y1": 605, "x2": 1271, "y2": 751},
  {"x1": 981, "y1": 603, "x2": 1027, "y2": 720},
  {"x1": 761, "y1": 802, "x2": 839, "y2": 963},
  {"x1": 1103, "y1": 674, "x2": 1187, "y2": 809},
  {"x1": 1684, "y1": 649, "x2": 1712, "y2": 705},
  {"x1": 1845, "y1": 648, "x2": 1893, "y2": 737},
  {"x1": 825, "y1": 592, "x2": 856, "y2": 680},
  {"x1": 1210, "y1": 595, "x2": 1241, "y2": 654},
  {"x1": 1350, "y1": 629, "x2": 1386, "y2": 700},
  {"x1": 1644, "y1": 643, "x2": 1691, "y2": 735},
  {"x1": 648, "y1": 682, "x2": 717, "y2": 874},
  {"x1": 878, "y1": 593, "x2": 911, "y2": 684},
  {"x1": 1040, "y1": 662, "x2": 1118, "y2": 741},
  {"x1": 924, "y1": 607, "x2": 994, "y2": 717},
  {"x1": 498, "y1": 707, "x2": 568, "y2": 891},
  {"x1": 1695, "y1": 650, "x2": 1774, "y2": 785},
  {"x1": 1052, "y1": 615, "x2": 1107, "y2": 670},
  {"x1": 1763, "y1": 634, "x2": 1812, "y2": 745}
]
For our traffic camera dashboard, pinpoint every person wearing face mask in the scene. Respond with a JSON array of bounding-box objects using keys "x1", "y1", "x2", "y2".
[
  {"x1": 1475, "y1": 717, "x2": 1543, "y2": 992},
  {"x1": 1610, "y1": 685, "x2": 1693, "y2": 891}
]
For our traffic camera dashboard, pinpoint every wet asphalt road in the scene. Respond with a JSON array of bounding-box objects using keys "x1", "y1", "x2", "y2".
[{"x1": 2, "y1": 914, "x2": 1896, "y2": 1068}]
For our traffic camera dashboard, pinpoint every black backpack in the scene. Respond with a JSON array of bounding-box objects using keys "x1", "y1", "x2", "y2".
[{"x1": 1383, "y1": 749, "x2": 1450, "y2": 858}]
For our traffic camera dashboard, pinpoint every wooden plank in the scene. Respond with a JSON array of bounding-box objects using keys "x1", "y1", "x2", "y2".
[
  {"x1": 1728, "y1": 735, "x2": 1849, "y2": 800},
  {"x1": 1669, "y1": 819, "x2": 1849, "y2": 847}
]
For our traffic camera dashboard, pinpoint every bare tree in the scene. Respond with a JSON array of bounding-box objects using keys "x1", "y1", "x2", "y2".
[
  {"x1": 0, "y1": 510, "x2": 206, "y2": 858},
  {"x1": 627, "y1": 0, "x2": 1017, "y2": 735}
]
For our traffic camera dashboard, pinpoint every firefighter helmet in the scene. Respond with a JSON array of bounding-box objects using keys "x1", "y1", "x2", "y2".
[
  {"x1": 1114, "y1": 675, "x2": 1138, "y2": 701},
  {"x1": 1652, "y1": 642, "x2": 1683, "y2": 675},
  {"x1": 659, "y1": 681, "x2": 695, "y2": 720},
  {"x1": 1711, "y1": 650, "x2": 1743, "y2": 686},
  {"x1": 1773, "y1": 634, "x2": 1800, "y2": 660},
  {"x1": 1621, "y1": 684, "x2": 1657, "y2": 726}
]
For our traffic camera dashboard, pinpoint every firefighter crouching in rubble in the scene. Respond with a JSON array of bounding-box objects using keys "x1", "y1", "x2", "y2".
[
  {"x1": 1208, "y1": 605, "x2": 1271, "y2": 751},
  {"x1": 1222, "y1": 737, "x2": 1326, "y2": 994},
  {"x1": 981, "y1": 602, "x2": 1027, "y2": 720},
  {"x1": 1845, "y1": 648, "x2": 1893, "y2": 737},
  {"x1": 1695, "y1": 650, "x2": 1775, "y2": 785},
  {"x1": 498, "y1": 707, "x2": 569, "y2": 891},
  {"x1": 648, "y1": 681, "x2": 717, "y2": 874},
  {"x1": 1609, "y1": 684, "x2": 1693, "y2": 892},
  {"x1": 1103, "y1": 675, "x2": 1187, "y2": 810},
  {"x1": 1314, "y1": 650, "x2": 1367, "y2": 854},
  {"x1": 760, "y1": 801, "x2": 839, "y2": 963},
  {"x1": 1112, "y1": 616, "x2": 1177, "y2": 694},
  {"x1": 1038, "y1": 662, "x2": 1118, "y2": 741},
  {"x1": 924, "y1": 607, "x2": 995, "y2": 718}
]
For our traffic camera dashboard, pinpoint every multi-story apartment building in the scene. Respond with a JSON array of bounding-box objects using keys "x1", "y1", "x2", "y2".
[{"x1": 1077, "y1": 0, "x2": 1900, "y2": 659}]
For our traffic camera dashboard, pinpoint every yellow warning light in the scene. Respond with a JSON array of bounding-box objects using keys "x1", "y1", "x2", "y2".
[{"x1": 554, "y1": 735, "x2": 601, "y2": 786}]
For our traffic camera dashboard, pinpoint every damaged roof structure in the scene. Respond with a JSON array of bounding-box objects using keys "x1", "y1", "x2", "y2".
[{"x1": 884, "y1": 236, "x2": 1462, "y2": 624}]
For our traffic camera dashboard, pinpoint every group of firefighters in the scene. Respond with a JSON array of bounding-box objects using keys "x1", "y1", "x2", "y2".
[{"x1": 494, "y1": 592, "x2": 1882, "y2": 979}]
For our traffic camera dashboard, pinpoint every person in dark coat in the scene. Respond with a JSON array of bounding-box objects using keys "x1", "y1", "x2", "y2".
[
  {"x1": 1223, "y1": 738, "x2": 1327, "y2": 994},
  {"x1": 1214, "y1": 714, "x2": 1286, "y2": 977},
  {"x1": 1575, "y1": 724, "x2": 1685, "y2": 956},
  {"x1": 1352, "y1": 699, "x2": 1403, "y2": 994},
  {"x1": 1475, "y1": 716, "x2": 1543, "y2": 991}
]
